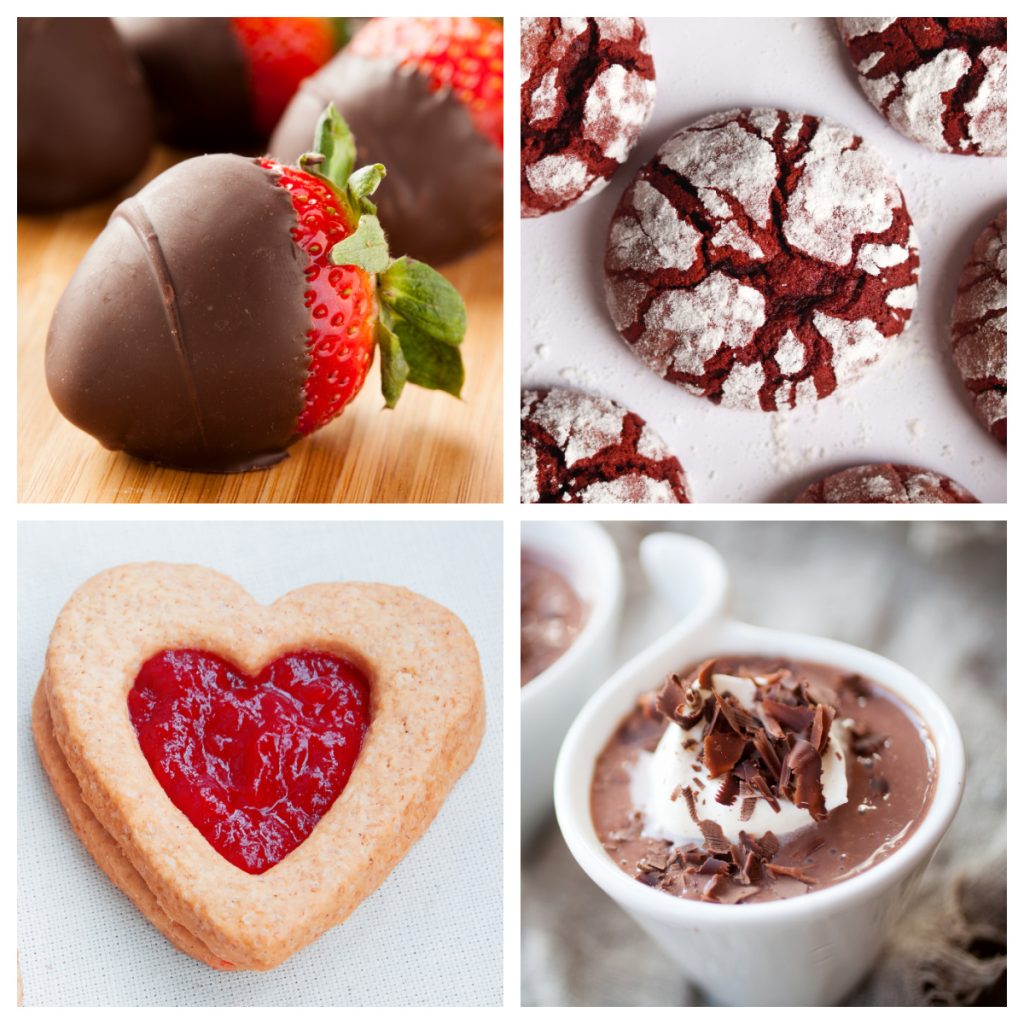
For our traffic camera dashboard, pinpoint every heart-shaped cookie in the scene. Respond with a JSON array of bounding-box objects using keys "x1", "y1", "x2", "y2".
[{"x1": 33, "y1": 563, "x2": 485, "y2": 970}]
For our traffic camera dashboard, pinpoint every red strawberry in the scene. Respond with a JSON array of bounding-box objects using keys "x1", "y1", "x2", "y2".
[
  {"x1": 45, "y1": 107, "x2": 467, "y2": 472},
  {"x1": 231, "y1": 17, "x2": 346, "y2": 137},
  {"x1": 348, "y1": 17, "x2": 504, "y2": 149}
]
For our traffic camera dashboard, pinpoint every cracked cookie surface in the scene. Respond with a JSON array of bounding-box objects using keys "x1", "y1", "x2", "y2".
[
  {"x1": 795, "y1": 463, "x2": 978, "y2": 504},
  {"x1": 951, "y1": 211, "x2": 1006, "y2": 443},
  {"x1": 838, "y1": 17, "x2": 1007, "y2": 156},
  {"x1": 521, "y1": 387, "x2": 689, "y2": 503},
  {"x1": 521, "y1": 17, "x2": 655, "y2": 218},
  {"x1": 604, "y1": 108, "x2": 919, "y2": 411}
]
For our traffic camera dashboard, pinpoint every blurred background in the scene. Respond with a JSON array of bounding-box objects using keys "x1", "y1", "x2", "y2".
[{"x1": 522, "y1": 521, "x2": 1006, "y2": 1007}]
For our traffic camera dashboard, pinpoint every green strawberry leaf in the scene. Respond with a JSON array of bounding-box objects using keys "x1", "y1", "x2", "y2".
[
  {"x1": 347, "y1": 164, "x2": 385, "y2": 214},
  {"x1": 330, "y1": 214, "x2": 391, "y2": 273},
  {"x1": 392, "y1": 318, "x2": 465, "y2": 399},
  {"x1": 379, "y1": 257, "x2": 467, "y2": 347},
  {"x1": 304, "y1": 104, "x2": 356, "y2": 191},
  {"x1": 376, "y1": 318, "x2": 409, "y2": 409}
]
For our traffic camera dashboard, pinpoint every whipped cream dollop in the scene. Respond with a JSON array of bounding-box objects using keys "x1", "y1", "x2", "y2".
[{"x1": 631, "y1": 672, "x2": 849, "y2": 844}]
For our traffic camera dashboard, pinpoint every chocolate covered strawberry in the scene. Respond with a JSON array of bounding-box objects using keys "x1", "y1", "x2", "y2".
[
  {"x1": 271, "y1": 17, "x2": 504, "y2": 264},
  {"x1": 45, "y1": 107, "x2": 467, "y2": 473},
  {"x1": 117, "y1": 16, "x2": 349, "y2": 149}
]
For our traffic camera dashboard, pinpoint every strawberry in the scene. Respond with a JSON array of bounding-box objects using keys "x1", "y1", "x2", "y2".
[
  {"x1": 45, "y1": 106, "x2": 468, "y2": 473},
  {"x1": 347, "y1": 17, "x2": 504, "y2": 150},
  {"x1": 230, "y1": 18, "x2": 348, "y2": 138},
  {"x1": 274, "y1": 105, "x2": 467, "y2": 431}
]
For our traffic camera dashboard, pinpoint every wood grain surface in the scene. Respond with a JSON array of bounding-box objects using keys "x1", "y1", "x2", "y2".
[{"x1": 18, "y1": 149, "x2": 503, "y2": 504}]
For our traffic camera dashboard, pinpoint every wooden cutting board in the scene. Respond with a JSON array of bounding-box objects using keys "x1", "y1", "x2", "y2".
[{"x1": 18, "y1": 148, "x2": 503, "y2": 504}]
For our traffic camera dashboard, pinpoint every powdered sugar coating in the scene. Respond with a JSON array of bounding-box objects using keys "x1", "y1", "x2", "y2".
[
  {"x1": 521, "y1": 17, "x2": 656, "y2": 217},
  {"x1": 520, "y1": 387, "x2": 690, "y2": 503},
  {"x1": 795, "y1": 463, "x2": 978, "y2": 504},
  {"x1": 838, "y1": 18, "x2": 1007, "y2": 156},
  {"x1": 951, "y1": 211, "x2": 1007, "y2": 443},
  {"x1": 604, "y1": 108, "x2": 919, "y2": 411}
]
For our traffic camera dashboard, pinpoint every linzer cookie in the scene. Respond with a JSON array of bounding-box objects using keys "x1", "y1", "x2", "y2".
[
  {"x1": 837, "y1": 18, "x2": 1007, "y2": 156},
  {"x1": 604, "y1": 108, "x2": 919, "y2": 411},
  {"x1": 951, "y1": 212, "x2": 1007, "y2": 444},
  {"x1": 521, "y1": 17, "x2": 656, "y2": 218},
  {"x1": 271, "y1": 17, "x2": 503, "y2": 264},
  {"x1": 795, "y1": 463, "x2": 979, "y2": 504},
  {"x1": 32, "y1": 563, "x2": 484, "y2": 969},
  {"x1": 592, "y1": 656, "x2": 937, "y2": 904},
  {"x1": 521, "y1": 387, "x2": 690, "y2": 504},
  {"x1": 45, "y1": 108, "x2": 467, "y2": 473}
]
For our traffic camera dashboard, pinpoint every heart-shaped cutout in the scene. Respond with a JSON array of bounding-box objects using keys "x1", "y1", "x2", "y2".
[{"x1": 128, "y1": 649, "x2": 370, "y2": 874}]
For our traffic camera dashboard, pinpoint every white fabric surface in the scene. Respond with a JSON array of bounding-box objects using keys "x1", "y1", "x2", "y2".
[
  {"x1": 522, "y1": 521, "x2": 1006, "y2": 1006},
  {"x1": 18, "y1": 521, "x2": 503, "y2": 1007}
]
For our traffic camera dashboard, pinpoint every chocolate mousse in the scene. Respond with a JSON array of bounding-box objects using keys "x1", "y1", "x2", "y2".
[
  {"x1": 521, "y1": 551, "x2": 586, "y2": 686},
  {"x1": 592, "y1": 656, "x2": 936, "y2": 903}
]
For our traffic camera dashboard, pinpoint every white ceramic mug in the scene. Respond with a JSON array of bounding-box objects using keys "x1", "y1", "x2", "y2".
[
  {"x1": 521, "y1": 522, "x2": 623, "y2": 846},
  {"x1": 554, "y1": 532, "x2": 965, "y2": 1006}
]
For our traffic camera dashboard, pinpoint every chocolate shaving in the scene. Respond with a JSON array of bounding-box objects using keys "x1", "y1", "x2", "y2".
[
  {"x1": 703, "y1": 731, "x2": 747, "y2": 777},
  {"x1": 697, "y1": 857, "x2": 730, "y2": 876},
  {"x1": 694, "y1": 658, "x2": 718, "y2": 690},
  {"x1": 761, "y1": 697, "x2": 815, "y2": 734},
  {"x1": 810, "y1": 703, "x2": 835, "y2": 755},
  {"x1": 739, "y1": 796, "x2": 757, "y2": 822},
  {"x1": 751, "y1": 730, "x2": 783, "y2": 780},
  {"x1": 637, "y1": 851, "x2": 670, "y2": 873},
  {"x1": 698, "y1": 819, "x2": 732, "y2": 855},
  {"x1": 715, "y1": 771, "x2": 740, "y2": 807},
  {"x1": 713, "y1": 690, "x2": 762, "y2": 735},
  {"x1": 766, "y1": 863, "x2": 817, "y2": 886},
  {"x1": 680, "y1": 785, "x2": 699, "y2": 825},
  {"x1": 786, "y1": 739, "x2": 828, "y2": 821}
]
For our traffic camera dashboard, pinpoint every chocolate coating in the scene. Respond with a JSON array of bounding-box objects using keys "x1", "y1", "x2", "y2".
[
  {"x1": 270, "y1": 54, "x2": 502, "y2": 265},
  {"x1": 18, "y1": 18, "x2": 154, "y2": 212},
  {"x1": 46, "y1": 154, "x2": 312, "y2": 473},
  {"x1": 116, "y1": 17, "x2": 256, "y2": 151}
]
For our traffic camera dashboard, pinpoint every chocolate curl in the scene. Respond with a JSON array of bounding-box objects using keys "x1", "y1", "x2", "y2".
[
  {"x1": 810, "y1": 703, "x2": 836, "y2": 755},
  {"x1": 694, "y1": 658, "x2": 718, "y2": 689},
  {"x1": 657, "y1": 673, "x2": 706, "y2": 729},
  {"x1": 761, "y1": 697, "x2": 815, "y2": 734},
  {"x1": 786, "y1": 739, "x2": 828, "y2": 821}
]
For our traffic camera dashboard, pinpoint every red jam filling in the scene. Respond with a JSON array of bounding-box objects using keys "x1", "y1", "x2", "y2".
[{"x1": 128, "y1": 649, "x2": 370, "y2": 874}]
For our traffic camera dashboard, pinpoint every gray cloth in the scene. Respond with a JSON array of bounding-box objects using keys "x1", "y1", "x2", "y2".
[{"x1": 522, "y1": 522, "x2": 1006, "y2": 1007}]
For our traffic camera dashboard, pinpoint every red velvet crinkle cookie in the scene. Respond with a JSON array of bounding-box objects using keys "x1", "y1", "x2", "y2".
[
  {"x1": 837, "y1": 18, "x2": 1006, "y2": 156},
  {"x1": 604, "y1": 108, "x2": 919, "y2": 411},
  {"x1": 521, "y1": 387, "x2": 690, "y2": 503},
  {"x1": 951, "y1": 211, "x2": 1006, "y2": 443},
  {"x1": 795, "y1": 464, "x2": 978, "y2": 504},
  {"x1": 521, "y1": 17, "x2": 655, "y2": 218}
]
